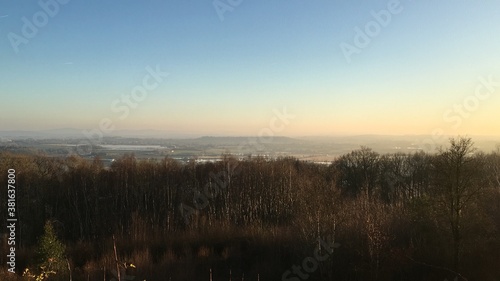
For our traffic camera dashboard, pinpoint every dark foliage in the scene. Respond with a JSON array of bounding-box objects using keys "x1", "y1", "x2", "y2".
[{"x1": 0, "y1": 137, "x2": 499, "y2": 280}]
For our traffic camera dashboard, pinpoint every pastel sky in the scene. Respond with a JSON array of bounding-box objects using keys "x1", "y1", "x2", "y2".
[{"x1": 1, "y1": 0, "x2": 499, "y2": 137}]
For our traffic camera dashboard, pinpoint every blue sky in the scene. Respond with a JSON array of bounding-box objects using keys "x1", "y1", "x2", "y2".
[{"x1": 1, "y1": 0, "x2": 499, "y2": 136}]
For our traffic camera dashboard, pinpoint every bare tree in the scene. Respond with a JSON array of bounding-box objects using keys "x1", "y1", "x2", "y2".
[
  {"x1": 334, "y1": 146, "x2": 380, "y2": 200},
  {"x1": 432, "y1": 137, "x2": 486, "y2": 271}
]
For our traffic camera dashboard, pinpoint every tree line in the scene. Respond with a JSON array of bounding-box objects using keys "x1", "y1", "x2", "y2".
[{"x1": 0, "y1": 137, "x2": 499, "y2": 280}]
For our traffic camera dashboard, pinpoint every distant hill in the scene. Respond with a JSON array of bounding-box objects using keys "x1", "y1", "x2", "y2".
[
  {"x1": 190, "y1": 136, "x2": 304, "y2": 145},
  {"x1": 1, "y1": 129, "x2": 498, "y2": 155},
  {"x1": 0, "y1": 128, "x2": 91, "y2": 138},
  {"x1": 0, "y1": 129, "x2": 198, "y2": 139}
]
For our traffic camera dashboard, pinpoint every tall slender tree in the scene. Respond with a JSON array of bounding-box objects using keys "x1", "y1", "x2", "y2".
[{"x1": 432, "y1": 137, "x2": 486, "y2": 271}]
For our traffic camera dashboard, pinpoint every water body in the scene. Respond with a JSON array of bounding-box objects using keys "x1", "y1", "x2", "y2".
[{"x1": 99, "y1": 145, "x2": 164, "y2": 151}]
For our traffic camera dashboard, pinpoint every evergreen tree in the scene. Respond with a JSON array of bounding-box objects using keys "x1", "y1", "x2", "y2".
[{"x1": 36, "y1": 221, "x2": 67, "y2": 278}]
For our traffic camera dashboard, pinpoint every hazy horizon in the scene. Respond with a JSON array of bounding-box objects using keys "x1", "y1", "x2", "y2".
[
  {"x1": 1, "y1": 1, "x2": 499, "y2": 137},
  {"x1": 1, "y1": 127, "x2": 500, "y2": 140}
]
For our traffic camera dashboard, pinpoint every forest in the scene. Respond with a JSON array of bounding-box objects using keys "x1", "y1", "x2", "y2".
[{"x1": 1, "y1": 137, "x2": 499, "y2": 281}]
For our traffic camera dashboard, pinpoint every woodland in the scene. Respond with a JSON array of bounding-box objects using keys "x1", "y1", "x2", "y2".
[{"x1": 1, "y1": 137, "x2": 499, "y2": 281}]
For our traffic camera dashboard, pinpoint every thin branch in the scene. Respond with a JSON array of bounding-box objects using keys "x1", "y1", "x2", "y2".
[{"x1": 406, "y1": 255, "x2": 468, "y2": 281}]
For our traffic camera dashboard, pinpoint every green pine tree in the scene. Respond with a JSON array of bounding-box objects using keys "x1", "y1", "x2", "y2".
[{"x1": 36, "y1": 221, "x2": 67, "y2": 278}]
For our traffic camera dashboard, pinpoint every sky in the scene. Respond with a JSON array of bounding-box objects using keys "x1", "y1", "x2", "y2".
[{"x1": 1, "y1": 0, "x2": 500, "y2": 137}]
